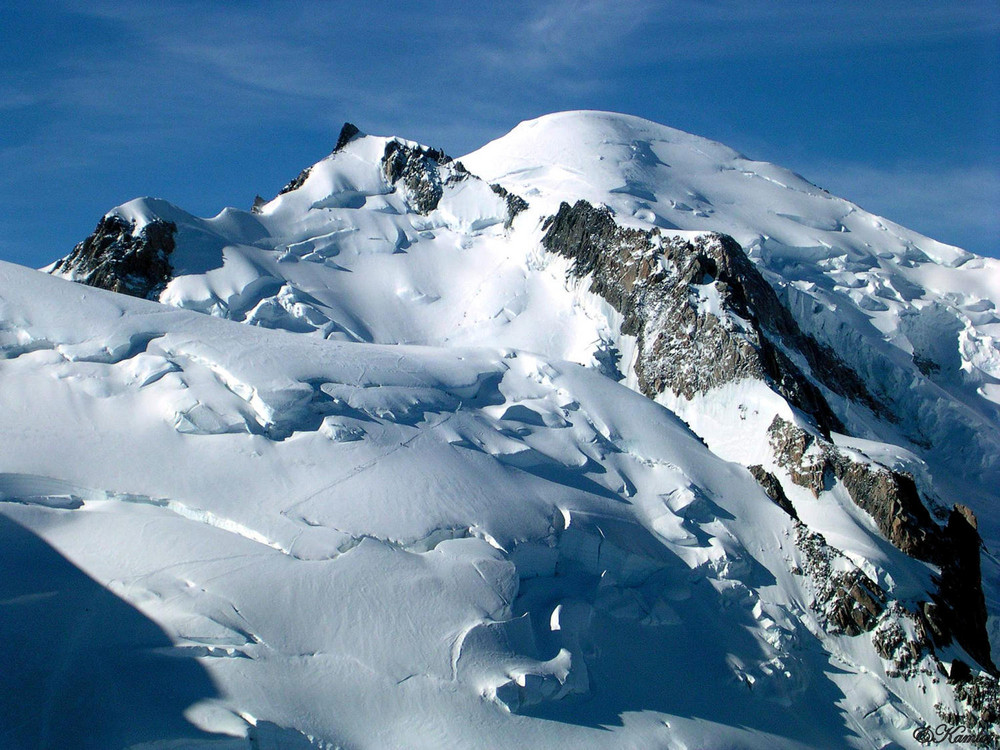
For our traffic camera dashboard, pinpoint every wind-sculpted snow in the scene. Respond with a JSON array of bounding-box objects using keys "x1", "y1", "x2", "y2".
[
  {"x1": 25, "y1": 110, "x2": 1000, "y2": 746},
  {"x1": 0, "y1": 514, "x2": 230, "y2": 749},
  {"x1": 3, "y1": 260, "x2": 984, "y2": 748}
]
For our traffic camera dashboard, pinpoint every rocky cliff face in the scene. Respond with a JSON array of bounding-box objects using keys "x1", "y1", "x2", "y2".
[
  {"x1": 748, "y1": 465, "x2": 798, "y2": 519},
  {"x1": 380, "y1": 140, "x2": 463, "y2": 214},
  {"x1": 50, "y1": 214, "x2": 176, "y2": 300},
  {"x1": 489, "y1": 183, "x2": 528, "y2": 228},
  {"x1": 541, "y1": 200, "x2": 883, "y2": 436},
  {"x1": 936, "y1": 505, "x2": 993, "y2": 673},
  {"x1": 769, "y1": 415, "x2": 995, "y2": 674},
  {"x1": 767, "y1": 416, "x2": 939, "y2": 559},
  {"x1": 377, "y1": 139, "x2": 528, "y2": 224},
  {"x1": 795, "y1": 523, "x2": 888, "y2": 636},
  {"x1": 541, "y1": 198, "x2": 995, "y2": 676}
]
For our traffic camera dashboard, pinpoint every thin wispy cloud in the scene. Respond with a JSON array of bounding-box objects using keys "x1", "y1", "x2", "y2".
[
  {"x1": 471, "y1": 0, "x2": 1000, "y2": 72},
  {"x1": 472, "y1": 0, "x2": 654, "y2": 71},
  {"x1": 0, "y1": 0, "x2": 996, "y2": 267},
  {"x1": 24, "y1": 1, "x2": 998, "y2": 148}
]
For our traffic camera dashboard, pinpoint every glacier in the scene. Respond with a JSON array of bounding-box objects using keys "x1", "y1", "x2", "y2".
[{"x1": 3, "y1": 111, "x2": 999, "y2": 748}]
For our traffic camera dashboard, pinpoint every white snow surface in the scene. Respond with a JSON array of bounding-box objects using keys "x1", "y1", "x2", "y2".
[
  {"x1": 9, "y1": 110, "x2": 1000, "y2": 748},
  {"x1": 464, "y1": 111, "x2": 1000, "y2": 495}
]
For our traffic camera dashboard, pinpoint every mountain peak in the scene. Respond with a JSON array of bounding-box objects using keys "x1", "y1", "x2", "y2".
[
  {"x1": 334, "y1": 121, "x2": 364, "y2": 152},
  {"x1": 23, "y1": 110, "x2": 1000, "y2": 748}
]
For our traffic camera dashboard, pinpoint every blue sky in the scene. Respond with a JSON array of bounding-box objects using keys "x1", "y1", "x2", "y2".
[{"x1": 2, "y1": 0, "x2": 997, "y2": 266}]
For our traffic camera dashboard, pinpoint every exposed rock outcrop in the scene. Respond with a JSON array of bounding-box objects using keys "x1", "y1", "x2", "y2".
[
  {"x1": 51, "y1": 214, "x2": 176, "y2": 300},
  {"x1": 935, "y1": 673, "x2": 1000, "y2": 747},
  {"x1": 768, "y1": 416, "x2": 938, "y2": 559},
  {"x1": 797, "y1": 513, "x2": 998, "y2": 742},
  {"x1": 795, "y1": 523, "x2": 886, "y2": 636},
  {"x1": 333, "y1": 122, "x2": 362, "y2": 152},
  {"x1": 769, "y1": 415, "x2": 995, "y2": 673},
  {"x1": 796, "y1": 498, "x2": 997, "y2": 739},
  {"x1": 933, "y1": 505, "x2": 994, "y2": 674},
  {"x1": 490, "y1": 183, "x2": 529, "y2": 228},
  {"x1": 538, "y1": 198, "x2": 994, "y2": 676},
  {"x1": 540, "y1": 200, "x2": 885, "y2": 437},
  {"x1": 748, "y1": 464, "x2": 798, "y2": 520},
  {"x1": 872, "y1": 603, "x2": 935, "y2": 679},
  {"x1": 381, "y1": 140, "x2": 459, "y2": 214},
  {"x1": 278, "y1": 164, "x2": 315, "y2": 196}
]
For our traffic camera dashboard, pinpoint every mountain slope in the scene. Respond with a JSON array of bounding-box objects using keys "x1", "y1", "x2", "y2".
[
  {"x1": 463, "y1": 111, "x2": 1000, "y2": 497},
  {"x1": 0, "y1": 261, "x2": 855, "y2": 748},
  {"x1": 14, "y1": 111, "x2": 1000, "y2": 747}
]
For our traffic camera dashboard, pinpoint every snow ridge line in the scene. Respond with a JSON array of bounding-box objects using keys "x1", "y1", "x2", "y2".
[
  {"x1": 0, "y1": 472, "x2": 290, "y2": 556},
  {"x1": 116, "y1": 494, "x2": 291, "y2": 555}
]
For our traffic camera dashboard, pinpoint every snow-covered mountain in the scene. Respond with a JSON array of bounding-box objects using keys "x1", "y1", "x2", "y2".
[{"x1": 4, "y1": 111, "x2": 998, "y2": 748}]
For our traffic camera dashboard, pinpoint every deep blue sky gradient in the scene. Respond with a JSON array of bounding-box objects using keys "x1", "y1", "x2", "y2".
[{"x1": 2, "y1": 0, "x2": 997, "y2": 266}]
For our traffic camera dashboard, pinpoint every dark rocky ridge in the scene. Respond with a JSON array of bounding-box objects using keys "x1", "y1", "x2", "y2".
[
  {"x1": 769, "y1": 415, "x2": 995, "y2": 674},
  {"x1": 936, "y1": 505, "x2": 993, "y2": 674},
  {"x1": 540, "y1": 199, "x2": 994, "y2": 675},
  {"x1": 51, "y1": 214, "x2": 176, "y2": 300},
  {"x1": 767, "y1": 416, "x2": 939, "y2": 560},
  {"x1": 872, "y1": 603, "x2": 935, "y2": 679},
  {"x1": 800, "y1": 515, "x2": 1000, "y2": 747},
  {"x1": 936, "y1": 674, "x2": 1000, "y2": 746},
  {"x1": 489, "y1": 183, "x2": 529, "y2": 228},
  {"x1": 380, "y1": 140, "x2": 457, "y2": 214},
  {"x1": 541, "y1": 200, "x2": 885, "y2": 437},
  {"x1": 379, "y1": 140, "x2": 529, "y2": 226},
  {"x1": 796, "y1": 523, "x2": 887, "y2": 636},
  {"x1": 260, "y1": 122, "x2": 529, "y2": 225},
  {"x1": 277, "y1": 165, "x2": 315, "y2": 197},
  {"x1": 748, "y1": 465, "x2": 798, "y2": 520},
  {"x1": 796, "y1": 504, "x2": 998, "y2": 735},
  {"x1": 333, "y1": 122, "x2": 362, "y2": 152}
]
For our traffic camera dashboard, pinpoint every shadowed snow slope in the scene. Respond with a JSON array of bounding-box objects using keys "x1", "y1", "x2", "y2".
[{"x1": 14, "y1": 111, "x2": 1000, "y2": 748}]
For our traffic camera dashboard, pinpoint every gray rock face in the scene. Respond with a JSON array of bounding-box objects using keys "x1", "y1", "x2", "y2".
[
  {"x1": 278, "y1": 165, "x2": 315, "y2": 197},
  {"x1": 768, "y1": 416, "x2": 939, "y2": 560},
  {"x1": 936, "y1": 674, "x2": 1000, "y2": 744},
  {"x1": 380, "y1": 140, "x2": 458, "y2": 214},
  {"x1": 51, "y1": 215, "x2": 176, "y2": 300},
  {"x1": 796, "y1": 523, "x2": 886, "y2": 636},
  {"x1": 797, "y1": 515, "x2": 999, "y2": 731},
  {"x1": 872, "y1": 603, "x2": 934, "y2": 679},
  {"x1": 769, "y1": 415, "x2": 995, "y2": 673},
  {"x1": 748, "y1": 464, "x2": 798, "y2": 520},
  {"x1": 540, "y1": 200, "x2": 884, "y2": 437},
  {"x1": 934, "y1": 505, "x2": 994, "y2": 675},
  {"x1": 489, "y1": 183, "x2": 529, "y2": 228},
  {"x1": 333, "y1": 122, "x2": 362, "y2": 152},
  {"x1": 540, "y1": 198, "x2": 995, "y2": 675}
]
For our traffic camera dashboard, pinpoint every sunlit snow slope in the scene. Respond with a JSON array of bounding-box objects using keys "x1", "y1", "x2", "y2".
[
  {"x1": 2, "y1": 262, "x2": 856, "y2": 749},
  {"x1": 6, "y1": 111, "x2": 998, "y2": 748},
  {"x1": 464, "y1": 111, "x2": 1000, "y2": 498}
]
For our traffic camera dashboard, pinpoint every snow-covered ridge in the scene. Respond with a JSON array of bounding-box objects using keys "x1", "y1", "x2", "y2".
[
  {"x1": 465, "y1": 111, "x2": 1000, "y2": 418},
  {"x1": 19, "y1": 110, "x2": 1000, "y2": 747},
  {"x1": 463, "y1": 110, "x2": 1000, "y2": 558}
]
